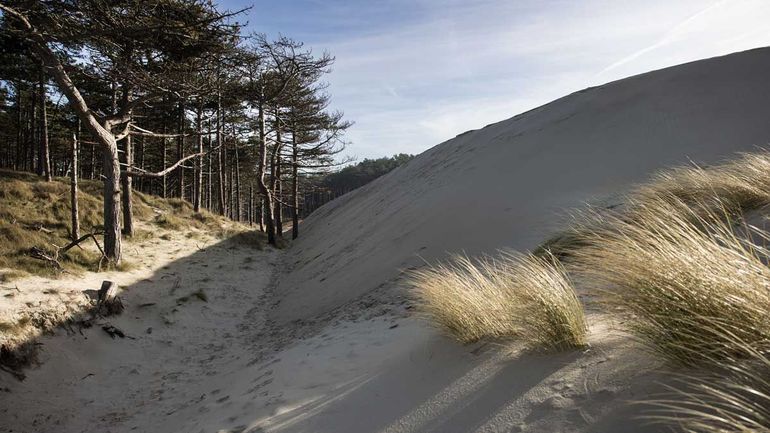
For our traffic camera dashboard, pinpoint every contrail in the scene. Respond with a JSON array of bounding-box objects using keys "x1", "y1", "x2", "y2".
[{"x1": 596, "y1": 0, "x2": 731, "y2": 78}]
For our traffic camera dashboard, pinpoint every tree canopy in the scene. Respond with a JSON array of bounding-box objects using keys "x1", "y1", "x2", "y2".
[{"x1": 0, "y1": 0, "x2": 352, "y2": 259}]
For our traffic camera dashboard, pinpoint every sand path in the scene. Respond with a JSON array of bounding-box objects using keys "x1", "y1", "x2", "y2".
[
  {"x1": 0, "y1": 225, "x2": 674, "y2": 433},
  {"x1": 0, "y1": 226, "x2": 283, "y2": 433}
]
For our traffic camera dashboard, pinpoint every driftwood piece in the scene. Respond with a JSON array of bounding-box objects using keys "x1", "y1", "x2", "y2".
[{"x1": 23, "y1": 223, "x2": 53, "y2": 234}]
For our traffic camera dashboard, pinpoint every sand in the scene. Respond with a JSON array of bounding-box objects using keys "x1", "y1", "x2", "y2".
[
  {"x1": 275, "y1": 47, "x2": 770, "y2": 324},
  {"x1": 6, "y1": 48, "x2": 770, "y2": 432}
]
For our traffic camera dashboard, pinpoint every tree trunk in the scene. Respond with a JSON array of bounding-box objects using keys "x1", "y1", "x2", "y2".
[
  {"x1": 249, "y1": 184, "x2": 254, "y2": 226},
  {"x1": 162, "y1": 129, "x2": 168, "y2": 198},
  {"x1": 177, "y1": 100, "x2": 185, "y2": 200},
  {"x1": 272, "y1": 110, "x2": 283, "y2": 238},
  {"x1": 103, "y1": 146, "x2": 122, "y2": 262},
  {"x1": 216, "y1": 93, "x2": 226, "y2": 215},
  {"x1": 138, "y1": 135, "x2": 145, "y2": 193},
  {"x1": 194, "y1": 104, "x2": 203, "y2": 213},
  {"x1": 206, "y1": 134, "x2": 212, "y2": 210},
  {"x1": 256, "y1": 100, "x2": 275, "y2": 245},
  {"x1": 14, "y1": 81, "x2": 22, "y2": 171},
  {"x1": 225, "y1": 137, "x2": 231, "y2": 217},
  {"x1": 90, "y1": 141, "x2": 96, "y2": 179},
  {"x1": 119, "y1": 84, "x2": 134, "y2": 237},
  {"x1": 291, "y1": 130, "x2": 299, "y2": 240},
  {"x1": 234, "y1": 139, "x2": 241, "y2": 222},
  {"x1": 29, "y1": 88, "x2": 36, "y2": 172},
  {"x1": 70, "y1": 131, "x2": 79, "y2": 242},
  {"x1": 39, "y1": 73, "x2": 52, "y2": 181},
  {"x1": 259, "y1": 198, "x2": 265, "y2": 232},
  {"x1": 275, "y1": 163, "x2": 283, "y2": 236},
  {"x1": 205, "y1": 114, "x2": 212, "y2": 210},
  {"x1": 121, "y1": 133, "x2": 134, "y2": 237}
]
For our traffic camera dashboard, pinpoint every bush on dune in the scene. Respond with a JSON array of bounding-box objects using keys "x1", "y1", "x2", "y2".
[
  {"x1": 409, "y1": 251, "x2": 587, "y2": 350},
  {"x1": 569, "y1": 196, "x2": 770, "y2": 367}
]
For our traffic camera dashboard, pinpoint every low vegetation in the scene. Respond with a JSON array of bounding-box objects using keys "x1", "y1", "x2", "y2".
[
  {"x1": 536, "y1": 151, "x2": 770, "y2": 259},
  {"x1": 409, "y1": 251, "x2": 587, "y2": 350},
  {"x1": 0, "y1": 170, "x2": 247, "y2": 280},
  {"x1": 646, "y1": 333, "x2": 770, "y2": 432},
  {"x1": 570, "y1": 196, "x2": 770, "y2": 366},
  {"x1": 631, "y1": 150, "x2": 770, "y2": 213}
]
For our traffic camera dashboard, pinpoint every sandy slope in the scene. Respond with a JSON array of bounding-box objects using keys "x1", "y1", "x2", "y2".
[
  {"x1": 0, "y1": 226, "x2": 670, "y2": 433},
  {"x1": 275, "y1": 47, "x2": 770, "y2": 323},
  {"x1": 261, "y1": 48, "x2": 770, "y2": 432}
]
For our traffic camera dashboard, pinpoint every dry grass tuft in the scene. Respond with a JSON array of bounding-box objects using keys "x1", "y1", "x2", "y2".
[
  {"x1": 535, "y1": 151, "x2": 770, "y2": 262},
  {"x1": 533, "y1": 228, "x2": 591, "y2": 260},
  {"x1": 409, "y1": 251, "x2": 587, "y2": 350},
  {"x1": 569, "y1": 196, "x2": 770, "y2": 366},
  {"x1": 631, "y1": 150, "x2": 770, "y2": 214},
  {"x1": 645, "y1": 333, "x2": 770, "y2": 432},
  {"x1": 154, "y1": 213, "x2": 186, "y2": 230}
]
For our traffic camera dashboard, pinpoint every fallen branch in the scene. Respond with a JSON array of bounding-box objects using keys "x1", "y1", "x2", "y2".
[
  {"x1": 23, "y1": 223, "x2": 53, "y2": 234},
  {"x1": 29, "y1": 232, "x2": 107, "y2": 272},
  {"x1": 28, "y1": 247, "x2": 63, "y2": 271},
  {"x1": 60, "y1": 232, "x2": 106, "y2": 257}
]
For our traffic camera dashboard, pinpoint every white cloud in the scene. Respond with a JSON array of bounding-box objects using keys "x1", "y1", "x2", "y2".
[{"x1": 297, "y1": 0, "x2": 770, "y2": 159}]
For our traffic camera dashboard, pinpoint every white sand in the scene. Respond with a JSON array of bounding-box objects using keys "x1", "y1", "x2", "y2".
[
  {"x1": 276, "y1": 47, "x2": 770, "y2": 323},
  {"x1": 5, "y1": 48, "x2": 770, "y2": 432},
  {"x1": 266, "y1": 48, "x2": 770, "y2": 431}
]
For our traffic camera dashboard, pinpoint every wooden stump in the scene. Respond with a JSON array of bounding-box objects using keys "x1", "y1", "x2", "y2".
[{"x1": 97, "y1": 280, "x2": 124, "y2": 315}]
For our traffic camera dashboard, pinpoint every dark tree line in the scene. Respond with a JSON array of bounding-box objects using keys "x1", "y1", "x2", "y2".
[
  {"x1": 300, "y1": 153, "x2": 414, "y2": 216},
  {"x1": 0, "y1": 0, "x2": 351, "y2": 262}
]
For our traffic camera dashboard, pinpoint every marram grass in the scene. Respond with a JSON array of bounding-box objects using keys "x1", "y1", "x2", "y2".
[
  {"x1": 569, "y1": 196, "x2": 770, "y2": 367},
  {"x1": 537, "y1": 150, "x2": 770, "y2": 260},
  {"x1": 408, "y1": 251, "x2": 587, "y2": 350},
  {"x1": 645, "y1": 332, "x2": 770, "y2": 433},
  {"x1": 631, "y1": 150, "x2": 770, "y2": 213}
]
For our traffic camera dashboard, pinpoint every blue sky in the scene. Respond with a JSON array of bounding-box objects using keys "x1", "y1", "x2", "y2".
[{"x1": 223, "y1": 0, "x2": 770, "y2": 160}]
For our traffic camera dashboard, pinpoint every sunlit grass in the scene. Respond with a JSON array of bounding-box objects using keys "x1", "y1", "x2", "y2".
[
  {"x1": 409, "y1": 251, "x2": 587, "y2": 350},
  {"x1": 645, "y1": 332, "x2": 770, "y2": 433},
  {"x1": 569, "y1": 197, "x2": 770, "y2": 366}
]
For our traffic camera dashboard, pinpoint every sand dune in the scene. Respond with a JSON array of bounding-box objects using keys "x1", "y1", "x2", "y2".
[
  {"x1": 6, "y1": 48, "x2": 770, "y2": 433},
  {"x1": 254, "y1": 47, "x2": 770, "y2": 432},
  {"x1": 275, "y1": 47, "x2": 770, "y2": 324}
]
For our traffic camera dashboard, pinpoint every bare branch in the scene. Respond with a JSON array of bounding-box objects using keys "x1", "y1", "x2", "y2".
[{"x1": 124, "y1": 150, "x2": 210, "y2": 178}]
